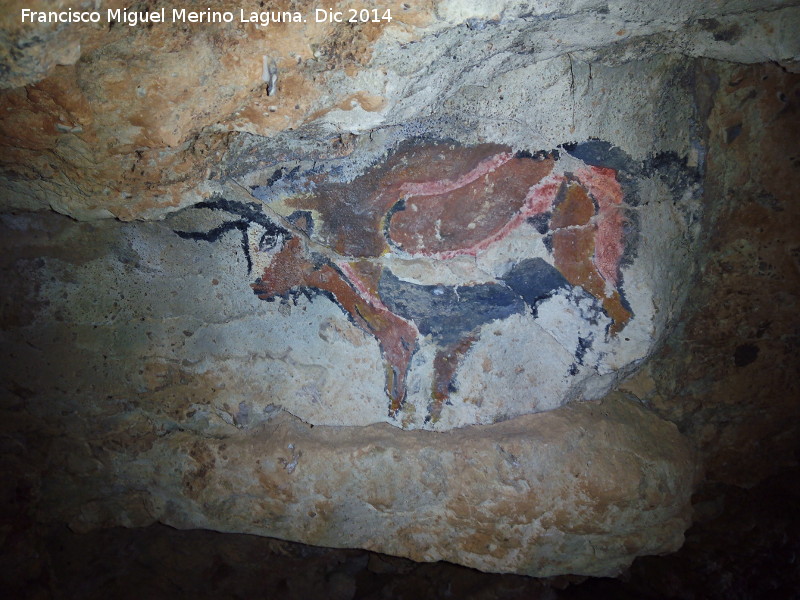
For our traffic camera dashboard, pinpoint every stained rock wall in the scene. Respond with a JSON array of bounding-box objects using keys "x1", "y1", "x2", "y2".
[
  {"x1": 621, "y1": 60, "x2": 800, "y2": 488},
  {"x1": 2, "y1": 0, "x2": 797, "y2": 219},
  {"x1": 1, "y1": 0, "x2": 798, "y2": 582}
]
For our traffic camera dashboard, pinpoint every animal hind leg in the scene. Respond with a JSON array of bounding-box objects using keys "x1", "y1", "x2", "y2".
[{"x1": 428, "y1": 334, "x2": 478, "y2": 423}]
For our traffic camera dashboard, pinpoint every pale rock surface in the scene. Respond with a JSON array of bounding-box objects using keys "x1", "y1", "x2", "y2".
[
  {"x1": 14, "y1": 352, "x2": 696, "y2": 578},
  {"x1": 0, "y1": 203, "x2": 696, "y2": 575}
]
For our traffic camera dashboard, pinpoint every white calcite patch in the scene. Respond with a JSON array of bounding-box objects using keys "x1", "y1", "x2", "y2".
[{"x1": 435, "y1": 313, "x2": 578, "y2": 429}]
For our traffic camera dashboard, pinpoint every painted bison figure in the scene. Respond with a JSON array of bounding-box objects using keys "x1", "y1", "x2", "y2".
[{"x1": 177, "y1": 139, "x2": 634, "y2": 422}]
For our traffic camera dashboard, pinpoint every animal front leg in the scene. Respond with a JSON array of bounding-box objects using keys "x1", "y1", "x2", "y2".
[
  {"x1": 352, "y1": 301, "x2": 418, "y2": 416},
  {"x1": 252, "y1": 242, "x2": 419, "y2": 416},
  {"x1": 550, "y1": 177, "x2": 632, "y2": 335},
  {"x1": 337, "y1": 262, "x2": 419, "y2": 416}
]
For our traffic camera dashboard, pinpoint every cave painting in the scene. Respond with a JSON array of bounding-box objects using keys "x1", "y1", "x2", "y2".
[{"x1": 177, "y1": 139, "x2": 634, "y2": 422}]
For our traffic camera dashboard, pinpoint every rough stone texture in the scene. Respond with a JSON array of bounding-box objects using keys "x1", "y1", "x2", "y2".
[
  {"x1": 1, "y1": 373, "x2": 693, "y2": 578},
  {"x1": 3, "y1": 471, "x2": 797, "y2": 600},
  {"x1": 0, "y1": 131, "x2": 700, "y2": 432},
  {"x1": 0, "y1": 201, "x2": 695, "y2": 575},
  {"x1": 1, "y1": 0, "x2": 799, "y2": 588},
  {"x1": 174, "y1": 138, "x2": 695, "y2": 428},
  {"x1": 620, "y1": 60, "x2": 800, "y2": 487},
  {"x1": 0, "y1": 0, "x2": 430, "y2": 219},
  {"x1": 1, "y1": 0, "x2": 798, "y2": 219}
]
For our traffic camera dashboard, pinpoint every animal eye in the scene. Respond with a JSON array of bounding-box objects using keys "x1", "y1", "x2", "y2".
[{"x1": 258, "y1": 231, "x2": 283, "y2": 252}]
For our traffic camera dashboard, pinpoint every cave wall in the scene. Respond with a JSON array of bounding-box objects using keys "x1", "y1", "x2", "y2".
[
  {"x1": 2, "y1": 0, "x2": 796, "y2": 220},
  {"x1": 1, "y1": 0, "x2": 799, "y2": 590},
  {"x1": 622, "y1": 60, "x2": 800, "y2": 488}
]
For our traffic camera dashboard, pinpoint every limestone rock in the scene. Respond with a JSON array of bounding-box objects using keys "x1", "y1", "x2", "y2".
[
  {"x1": 7, "y1": 368, "x2": 695, "y2": 578},
  {"x1": 1, "y1": 0, "x2": 798, "y2": 219},
  {"x1": 620, "y1": 61, "x2": 800, "y2": 487},
  {"x1": 0, "y1": 132, "x2": 700, "y2": 431},
  {"x1": 0, "y1": 203, "x2": 696, "y2": 575},
  {"x1": 1, "y1": 0, "x2": 798, "y2": 583}
]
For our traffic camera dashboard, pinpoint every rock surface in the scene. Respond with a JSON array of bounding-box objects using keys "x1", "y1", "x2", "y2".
[
  {"x1": 620, "y1": 59, "x2": 800, "y2": 488},
  {"x1": 0, "y1": 195, "x2": 695, "y2": 575},
  {"x1": 171, "y1": 136, "x2": 697, "y2": 428},
  {"x1": 1, "y1": 0, "x2": 798, "y2": 584},
  {"x1": 1, "y1": 359, "x2": 694, "y2": 578},
  {"x1": 1, "y1": 0, "x2": 798, "y2": 219}
]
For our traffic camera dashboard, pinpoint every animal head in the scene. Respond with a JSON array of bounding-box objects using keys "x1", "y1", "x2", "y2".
[
  {"x1": 244, "y1": 220, "x2": 291, "y2": 280},
  {"x1": 173, "y1": 198, "x2": 323, "y2": 303}
]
